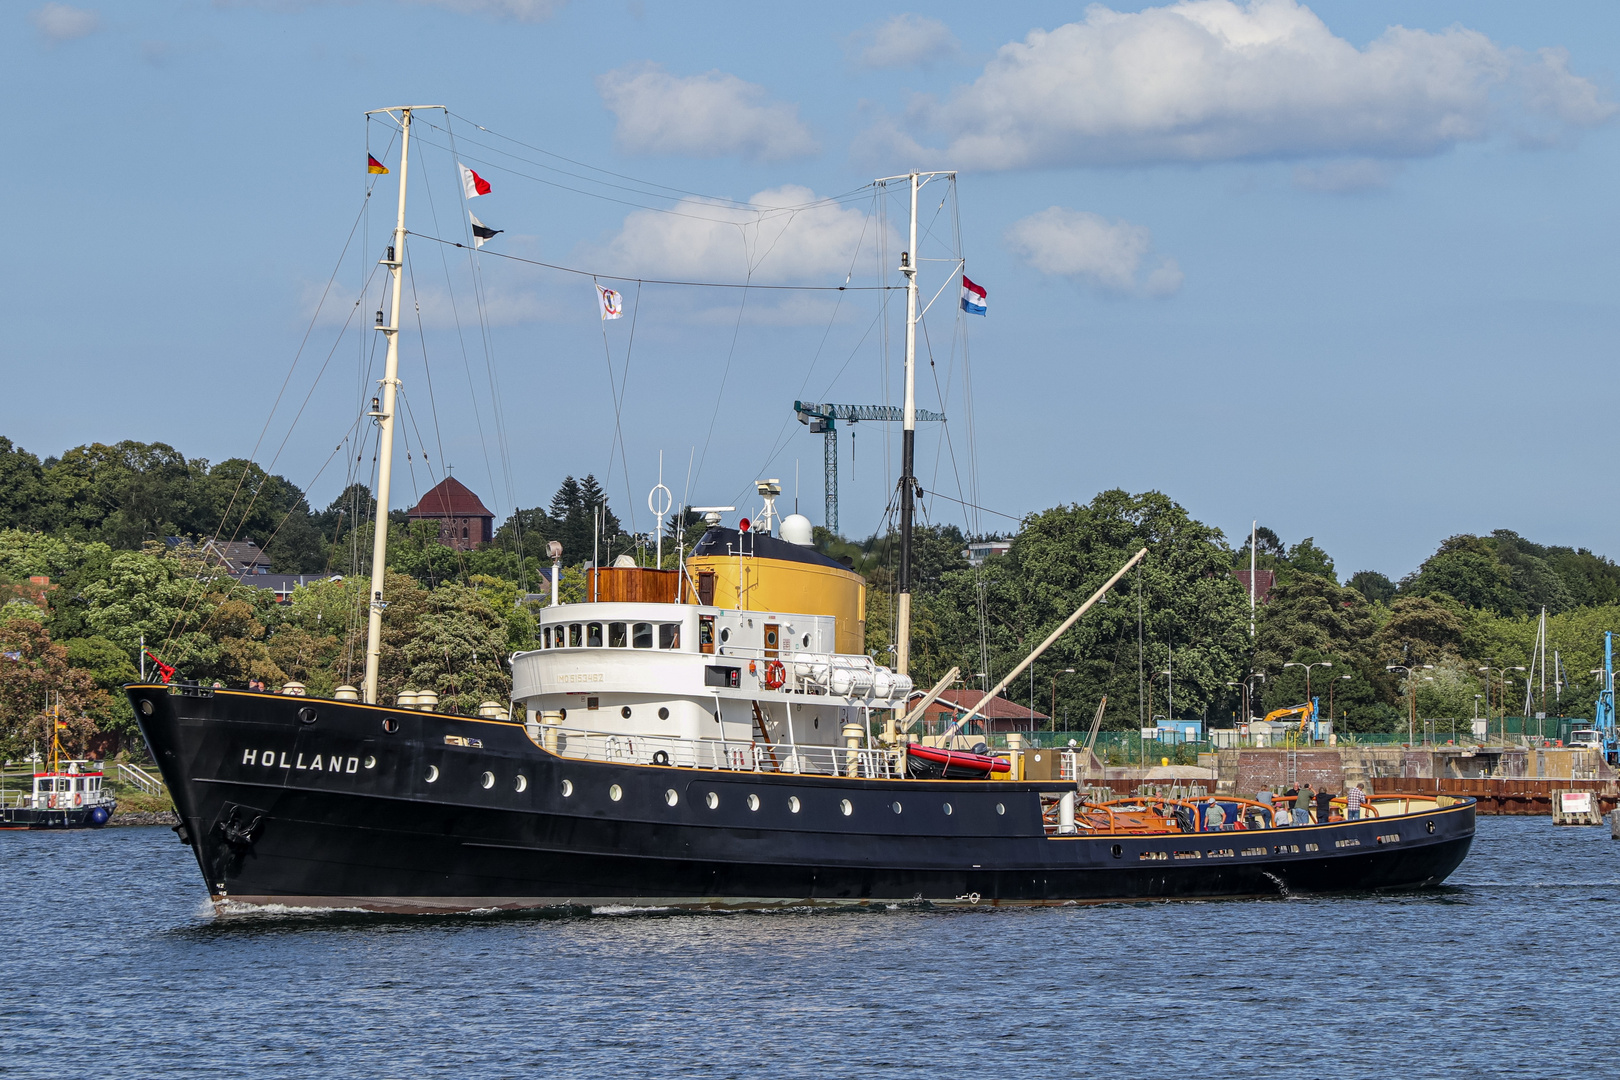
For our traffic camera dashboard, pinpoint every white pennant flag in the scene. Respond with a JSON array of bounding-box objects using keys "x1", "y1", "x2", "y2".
[{"x1": 596, "y1": 283, "x2": 624, "y2": 320}]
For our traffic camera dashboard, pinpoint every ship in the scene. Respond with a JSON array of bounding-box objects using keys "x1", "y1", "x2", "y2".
[{"x1": 130, "y1": 105, "x2": 1475, "y2": 912}]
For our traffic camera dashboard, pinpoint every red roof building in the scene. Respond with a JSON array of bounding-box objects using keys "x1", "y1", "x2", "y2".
[
  {"x1": 408, "y1": 477, "x2": 494, "y2": 551},
  {"x1": 908, "y1": 688, "x2": 1051, "y2": 735},
  {"x1": 1233, "y1": 568, "x2": 1275, "y2": 605}
]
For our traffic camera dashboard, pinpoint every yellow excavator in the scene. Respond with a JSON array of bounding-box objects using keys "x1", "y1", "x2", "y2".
[{"x1": 1263, "y1": 699, "x2": 1316, "y2": 736}]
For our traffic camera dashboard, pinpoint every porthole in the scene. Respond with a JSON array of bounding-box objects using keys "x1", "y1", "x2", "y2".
[
  {"x1": 1427, "y1": 820, "x2": 1436, "y2": 834},
  {"x1": 747, "y1": 793, "x2": 760, "y2": 811},
  {"x1": 802, "y1": 633, "x2": 810, "y2": 648},
  {"x1": 891, "y1": 801, "x2": 903, "y2": 815},
  {"x1": 658, "y1": 707, "x2": 670, "y2": 720},
  {"x1": 995, "y1": 803, "x2": 1005, "y2": 815},
  {"x1": 481, "y1": 771, "x2": 495, "y2": 789},
  {"x1": 561, "y1": 779, "x2": 574, "y2": 797},
  {"x1": 609, "y1": 784, "x2": 623, "y2": 802},
  {"x1": 621, "y1": 706, "x2": 633, "y2": 719},
  {"x1": 425, "y1": 766, "x2": 439, "y2": 783},
  {"x1": 706, "y1": 791, "x2": 719, "y2": 810},
  {"x1": 788, "y1": 796, "x2": 801, "y2": 814},
  {"x1": 942, "y1": 802, "x2": 953, "y2": 816},
  {"x1": 665, "y1": 788, "x2": 679, "y2": 807},
  {"x1": 1111, "y1": 844, "x2": 1123, "y2": 858},
  {"x1": 363, "y1": 755, "x2": 377, "y2": 770},
  {"x1": 298, "y1": 707, "x2": 318, "y2": 726},
  {"x1": 840, "y1": 799, "x2": 853, "y2": 816},
  {"x1": 719, "y1": 628, "x2": 731, "y2": 643},
  {"x1": 139, "y1": 699, "x2": 154, "y2": 716},
  {"x1": 383, "y1": 718, "x2": 399, "y2": 733},
  {"x1": 515, "y1": 775, "x2": 528, "y2": 792}
]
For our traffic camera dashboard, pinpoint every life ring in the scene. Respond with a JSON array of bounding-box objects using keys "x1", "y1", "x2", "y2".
[
  {"x1": 652, "y1": 749, "x2": 671, "y2": 766},
  {"x1": 74, "y1": 792, "x2": 83, "y2": 807},
  {"x1": 763, "y1": 660, "x2": 786, "y2": 690}
]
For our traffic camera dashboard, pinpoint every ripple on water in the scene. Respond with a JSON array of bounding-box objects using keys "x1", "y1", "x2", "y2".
[{"x1": 3, "y1": 817, "x2": 1615, "y2": 1078}]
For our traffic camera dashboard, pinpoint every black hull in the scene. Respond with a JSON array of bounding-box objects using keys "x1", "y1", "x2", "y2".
[
  {"x1": 130, "y1": 686, "x2": 1476, "y2": 912},
  {"x1": 1, "y1": 805, "x2": 113, "y2": 830}
]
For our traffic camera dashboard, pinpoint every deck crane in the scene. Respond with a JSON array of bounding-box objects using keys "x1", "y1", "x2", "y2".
[{"x1": 794, "y1": 400, "x2": 944, "y2": 537}]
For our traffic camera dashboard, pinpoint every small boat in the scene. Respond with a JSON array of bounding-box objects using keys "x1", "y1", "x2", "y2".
[
  {"x1": 1, "y1": 720, "x2": 116, "y2": 830},
  {"x1": 905, "y1": 742, "x2": 1011, "y2": 779}
]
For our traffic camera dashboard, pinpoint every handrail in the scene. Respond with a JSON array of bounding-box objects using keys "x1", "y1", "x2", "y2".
[
  {"x1": 535, "y1": 725, "x2": 904, "y2": 780},
  {"x1": 118, "y1": 763, "x2": 164, "y2": 796}
]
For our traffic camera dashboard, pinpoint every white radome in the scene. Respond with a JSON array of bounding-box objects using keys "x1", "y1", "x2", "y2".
[{"x1": 780, "y1": 514, "x2": 813, "y2": 546}]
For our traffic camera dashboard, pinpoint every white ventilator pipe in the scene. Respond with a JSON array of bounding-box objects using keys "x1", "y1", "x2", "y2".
[{"x1": 943, "y1": 548, "x2": 1148, "y2": 740}]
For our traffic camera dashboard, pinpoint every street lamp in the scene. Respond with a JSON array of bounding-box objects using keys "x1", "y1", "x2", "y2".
[
  {"x1": 1283, "y1": 660, "x2": 1333, "y2": 704},
  {"x1": 1283, "y1": 660, "x2": 1333, "y2": 742},
  {"x1": 1478, "y1": 665, "x2": 1526, "y2": 745},
  {"x1": 1386, "y1": 663, "x2": 1434, "y2": 746},
  {"x1": 1051, "y1": 668, "x2": 1075, "y2": 733}
]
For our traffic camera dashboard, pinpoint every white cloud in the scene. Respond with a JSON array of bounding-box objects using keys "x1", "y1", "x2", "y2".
[
  {"x1": 1292, "y1": 158, "x2": 1395, "y2": 193},
  {"x1": 848, "y1": 14, "x2": 960, "y2": 70},
  {"x1": 874, "y1": 0, "x2": 1614, "y2": 169},
  {"x1": 409, "y1": 0, "x2": 566, "y2": 20},
  {"x1": 1006, "y1": 207, "x2": 1183, "y2": 297},
  {"x1": 591, "y1": 185, "x2": 884, "y2": 297},
  {"x1": 31, "y1": 3, "x2": 100, "y2": 42},
  {"x1": 597, "y1": 64, "x2": 818, "y2": 162}
]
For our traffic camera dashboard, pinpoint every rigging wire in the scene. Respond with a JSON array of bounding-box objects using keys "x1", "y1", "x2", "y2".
[
  {"x1": 445, "y1": 115, "x2": 526, "y2": 589},
  {"x1": 408, "y1": 232, "x2": 898, "y2": 291}
]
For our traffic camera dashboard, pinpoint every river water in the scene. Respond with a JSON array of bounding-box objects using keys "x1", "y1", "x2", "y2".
[{"x1": 2, "y1": 816, "x2": 1613, "y2": 1079}]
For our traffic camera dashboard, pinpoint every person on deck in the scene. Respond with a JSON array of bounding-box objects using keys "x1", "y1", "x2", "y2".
[
  {"x1": 1315, "y1": 786, "x2": 1334, "y2": 824},
  {"x1": 1295, "y1": 784, "x2": 1313, "y2": 825},
  {"x1": 1205, "y1": 799, "x2": 1226, "y2": 831},
  {"x1": 1346, "y1": 784, "x2": 1366, "y2": 821}
]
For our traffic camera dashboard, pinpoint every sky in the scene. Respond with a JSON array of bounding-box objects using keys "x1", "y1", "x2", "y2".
[{"x1": 3, "y1": 0, "x2": 1618, "y2": 581}]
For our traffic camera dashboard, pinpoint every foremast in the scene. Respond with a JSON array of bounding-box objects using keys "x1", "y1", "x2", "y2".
[{"x1": 361, "y1": 106, "x2": 443, "y2": 705}]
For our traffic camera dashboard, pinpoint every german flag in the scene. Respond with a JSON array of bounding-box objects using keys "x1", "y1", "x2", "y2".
[
  {"x1": 367, "y1": 154, "x2": 389, "y2": 175},
  {"x1": 55, "y1": 719, "x2": 67, "y2": 730}
]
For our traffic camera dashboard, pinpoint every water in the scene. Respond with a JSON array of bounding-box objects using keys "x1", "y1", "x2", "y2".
[{"x1": 3, "y1": 817, "x2": 1614, "y2": 1079}]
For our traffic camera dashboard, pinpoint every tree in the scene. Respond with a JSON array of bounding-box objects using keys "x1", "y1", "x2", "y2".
[
  {"x1": 917, "y1": 490, "x2": 1250, "y2": 729},
  {"x1": 1376, "y1": 595, "x2": 1467, "y2": 665},
  {"x1": 1403, "y1": 535, "x2": 1521, "y2": 615},
  {"x1": 399, "y1": 582, "x2": 512, "y2": 714},
  {"x1": 544, "y1": 475, "x2": 618, "y2": 565},
  {"x1": 1347, "y1": 570, "x2": 1397, "y2": 604},
  {"x1": 1285, "y1": 537, "x2": 1337, "y2": 583},
  {"x1": 0, "y1": 618, "x2": 108, "y2": 760},
  {"x1": 0, "y1": 437, "x2": 44, "y2": 530}
]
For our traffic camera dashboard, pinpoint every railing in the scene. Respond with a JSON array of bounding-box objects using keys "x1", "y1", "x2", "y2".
[
  {"x1": 118, "y1": 763, "x2": 164, "y2": 796},
  {"x1": 537, "y1": 726, "x2": 904, "y2": 779}
]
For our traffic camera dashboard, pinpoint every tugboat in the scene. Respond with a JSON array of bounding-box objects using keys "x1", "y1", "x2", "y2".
[
  {"x1": 128, "y1": 106, "x2": 1475, "y2": 911},
  {"x1": 1, "y1": 709, "x2": 116, "y2": 830}
]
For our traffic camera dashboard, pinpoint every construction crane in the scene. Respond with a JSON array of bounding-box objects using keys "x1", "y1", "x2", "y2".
[{"x1": 794, "y1": 400, "x2": 944, "y2": 536}]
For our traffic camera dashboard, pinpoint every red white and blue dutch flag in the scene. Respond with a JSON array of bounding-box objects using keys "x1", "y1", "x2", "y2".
[{"x1": 960, "y1": 274, "x2": 987, "y2": 316}]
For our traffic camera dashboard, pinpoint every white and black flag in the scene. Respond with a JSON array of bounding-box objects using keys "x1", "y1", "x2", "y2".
[{"x1": 469, "y1": 212, "x2": 502, "y2": 249}]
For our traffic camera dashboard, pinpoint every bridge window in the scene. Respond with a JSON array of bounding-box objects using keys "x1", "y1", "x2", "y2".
[
  {"x1": 632, "y1": 622, "x2": 654, "y2": 649},
  {"x1": 586, "y1": 622, "x2": 603, "y2": 647},
  {"x1": 659, "y1": 623, "x2": 681, "y2": 649},
  {"x1": 568, "y1": 624, "x2": 583, "y2": 648},
  {"x1": 608, "y1": 622, "x2": 628, "y2": 648},
  {"x1": 542, "y1": 626, "x2": 552, "y2": 649}
]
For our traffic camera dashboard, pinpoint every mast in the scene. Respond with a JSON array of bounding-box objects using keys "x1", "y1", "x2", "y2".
[
  {"x1": 895, "y1": 172, "x2": 919, "y2": 677},
  {"x1": 361, "y1": 106, "x2": 433, "y2": 705}
]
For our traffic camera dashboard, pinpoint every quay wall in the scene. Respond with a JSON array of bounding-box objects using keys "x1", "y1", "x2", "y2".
[{"x1": 1086, "y1": 748, "x2": 1618, "y2": 815}]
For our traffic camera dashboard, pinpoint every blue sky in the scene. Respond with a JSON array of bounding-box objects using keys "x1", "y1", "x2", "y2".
[{"x1": 3, "y1": 0, "x2": 1617, "y2": 580}]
